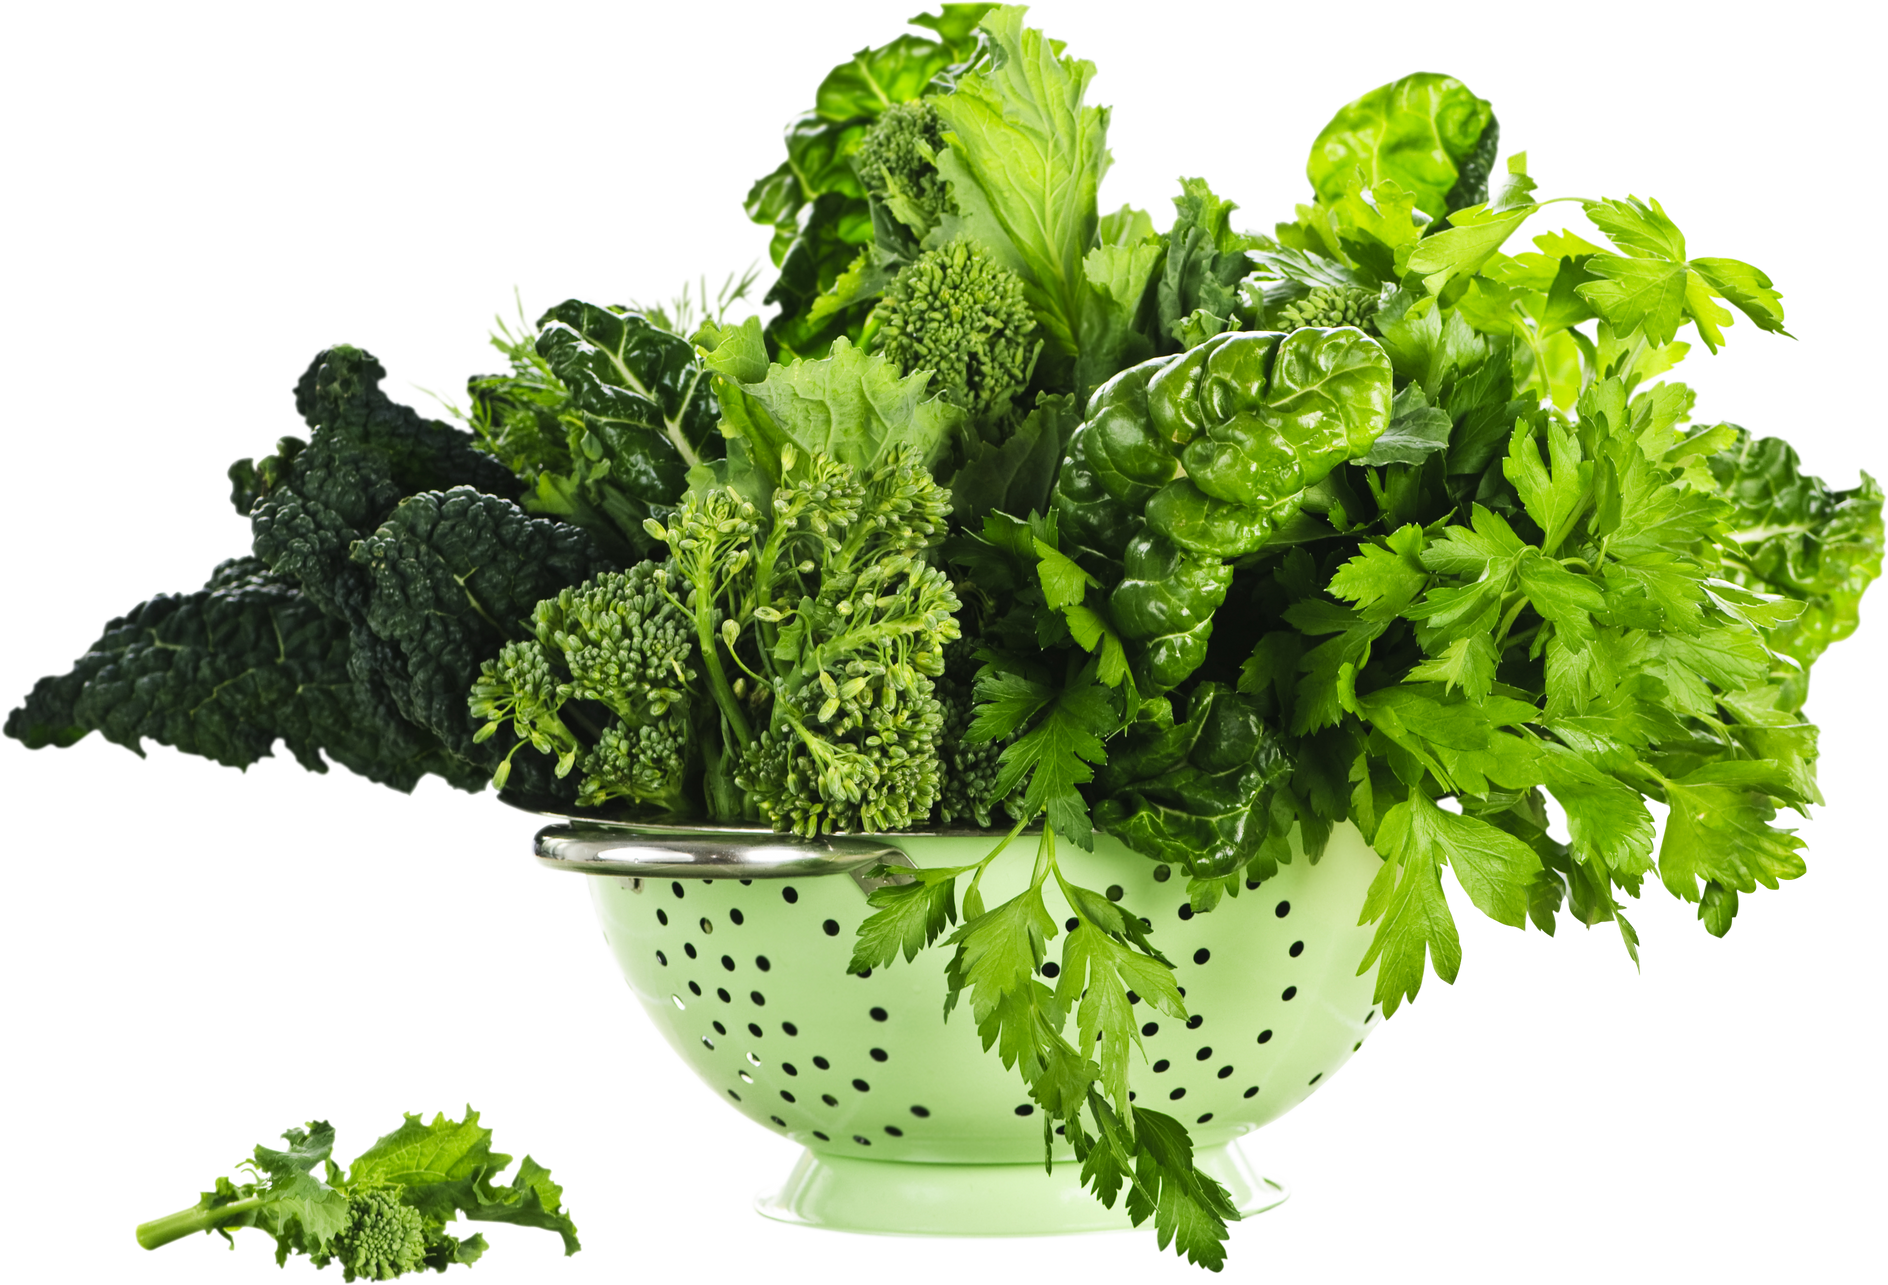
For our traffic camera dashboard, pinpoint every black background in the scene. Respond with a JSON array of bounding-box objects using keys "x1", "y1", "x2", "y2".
[{"x1": 18, "y1": 5, "x2": 1872, "y2": 1275}]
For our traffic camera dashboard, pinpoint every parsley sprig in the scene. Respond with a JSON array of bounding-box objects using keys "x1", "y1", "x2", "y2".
[{"x1": 851, "y1": 819, "x2": 1240, "y2": 1269}]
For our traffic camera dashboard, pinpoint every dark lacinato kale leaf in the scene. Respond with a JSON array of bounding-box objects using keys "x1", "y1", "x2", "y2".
[
  {"x1": 352, "y1": 487, "x2": 617, "y2": 776},
  {"x1": 5, "y1": 558, "x2": 478, "y2": 791},
  {"x1": 9, "y1": 343, "x2": 611, "y2": 795}
]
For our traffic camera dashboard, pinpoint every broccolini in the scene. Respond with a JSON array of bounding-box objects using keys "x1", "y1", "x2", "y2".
[
  {"x1": 476, "y1": 439, "x2": 962, "y2": 834},
  {"x1": 471, "y1": 561, "x2": 698, "y2": 810}
]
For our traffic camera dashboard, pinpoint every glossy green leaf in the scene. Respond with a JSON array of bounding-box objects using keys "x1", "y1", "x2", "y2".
[{"x1": 1307, "y1": 72, "x2": 1497, "y2": 219}]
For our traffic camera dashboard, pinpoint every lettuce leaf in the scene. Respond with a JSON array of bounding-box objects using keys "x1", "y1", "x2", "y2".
[{"x1": 1708, "y1": 426, "x2": 1884, "y2": 695}]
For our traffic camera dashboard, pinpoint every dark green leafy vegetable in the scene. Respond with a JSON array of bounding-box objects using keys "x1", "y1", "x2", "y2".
[
  {"x1": 745, "y1": 5, "x2": 994, "y2": 359},
  {"x1": 4, "y1": 558, "x2": 474, "y2": 791},
  {"x1": 1306, "y1": 72, "x2": 1497, "y2": 220},
  {"x1": 1708, "y1": 426, "x2": 1883, "y2": 693},
  {"x1": 134, "y1": 1110, "x2": 577, "y2": 1278},
  {"x1": 1051, "y1": 326, "x2": 1393, "y2": 692},
  {"x1": 404, "y1": 275, "x2": 751, "y2": 562},
  {"x1": 1093, "y1": 682, "x2": 1290, "y2": 881},
  {"x1": 10, "y1": 345, "x2": 610, "y2": 796}
]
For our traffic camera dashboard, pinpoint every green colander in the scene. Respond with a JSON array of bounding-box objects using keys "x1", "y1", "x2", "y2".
[{"x1": 536, "y1": 819, "x2": 1383, "y2": 1235}]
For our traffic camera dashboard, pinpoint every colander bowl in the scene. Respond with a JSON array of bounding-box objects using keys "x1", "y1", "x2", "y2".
[{"x1": 536, "y1": 817, "x2": 1384, "y2": 1235}]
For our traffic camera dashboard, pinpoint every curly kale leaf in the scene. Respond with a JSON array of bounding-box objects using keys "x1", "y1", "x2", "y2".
[{"x1": 5, "y1": 558, "x2": 477, "y2": 791}]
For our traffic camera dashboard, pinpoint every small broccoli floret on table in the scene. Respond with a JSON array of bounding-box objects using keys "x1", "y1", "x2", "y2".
[
  {"x1": 877, "y1": 241, "x2": 1040, "y2": 425},
  {"x1": 312, "y1": 1186, "x2": 428, "y2": 1282},
  {"x1": 854, "y1": 98, "x2": 954, "y2": 234}
]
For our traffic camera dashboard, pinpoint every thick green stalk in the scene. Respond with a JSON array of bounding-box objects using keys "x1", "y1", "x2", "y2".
[{"x1": 136, "y1": 1195, "x2": 263, "y2": 1250}]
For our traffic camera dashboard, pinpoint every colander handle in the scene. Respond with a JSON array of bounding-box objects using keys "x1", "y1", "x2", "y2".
[{"x1": 535, "y1": 824, "x2": 910, "y2": 883}]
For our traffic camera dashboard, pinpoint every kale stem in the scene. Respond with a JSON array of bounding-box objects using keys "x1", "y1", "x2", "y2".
[{"x1": 136, "y1": 1196, "x2": 263, "y2": 1250}]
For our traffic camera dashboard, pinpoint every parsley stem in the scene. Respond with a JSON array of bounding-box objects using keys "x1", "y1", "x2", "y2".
[
  {"x1": 1031, "y1": 823, "x2": 1056, "y2": 890},
  {"x1": 963, "y1": 814, "x2": 1030, "y2": 915},
  {"x1": 1493, "y1": 593, "x2": 1530, "y2": 649}
]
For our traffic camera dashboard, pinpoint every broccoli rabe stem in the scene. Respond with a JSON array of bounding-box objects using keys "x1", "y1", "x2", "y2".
[{"x1": 136, "y1": 1196, "x2": 264, "y2": 1250}]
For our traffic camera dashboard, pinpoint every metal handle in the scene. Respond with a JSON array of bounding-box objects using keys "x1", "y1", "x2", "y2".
[{"x1": 535, "y1": 824, "x2": 908, "y2": 881}]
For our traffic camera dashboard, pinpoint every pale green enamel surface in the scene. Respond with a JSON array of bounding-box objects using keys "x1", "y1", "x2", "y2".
[
  {"x1": 585, "y1": 824, "x2": 1384, "y2": 1165},
  {"x1": 756, "y1": 1141, "x2": 1287, "y2": 1235}
]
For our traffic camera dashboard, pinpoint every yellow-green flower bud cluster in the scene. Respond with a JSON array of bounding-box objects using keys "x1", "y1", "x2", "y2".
[
  {"x1": 581, "y1": 720, "x2": 689, "y2": 809},
  {"x1": 469, "y1": 560, "x2": 698, "y2": 810},
  {"x1": 878, "y1": 241, "x2": 1039, "y2": 424}
]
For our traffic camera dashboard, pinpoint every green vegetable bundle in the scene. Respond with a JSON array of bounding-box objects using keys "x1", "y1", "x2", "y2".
[
  {"x1": 9, "y1": 3, "x2": 1878, "y2": 1272},
  {"x1": 135, "y1": 1110, "x2": 576, "y2": 1280}
]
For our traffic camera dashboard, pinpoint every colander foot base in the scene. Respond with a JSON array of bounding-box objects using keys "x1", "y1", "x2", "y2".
[{"x1": 755, "y1": 1142, "x2": 1286, "y2": 1236}]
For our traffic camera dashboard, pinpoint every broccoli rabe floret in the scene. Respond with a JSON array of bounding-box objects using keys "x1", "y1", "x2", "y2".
[
  {"x1": 1271, "y1": 284, "x2": 1380, "y2": 334},
  {"x1": 310, "y1": 1186, "x2": 428, "y2": 1282},
  {"x1": 877, "y1": 241, "x2": 1039, "y2": 425},
  {"x1": 854, "y1": 99, "x2": 954, "y2": 234},
  {"x1": 532, "y1": 565, "x2": 695, "y2": 724}
]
